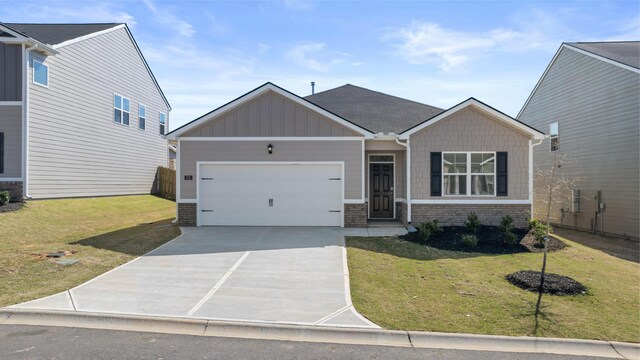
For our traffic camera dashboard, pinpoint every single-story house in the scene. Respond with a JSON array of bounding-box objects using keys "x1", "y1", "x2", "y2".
[{"x1": 166, "y1": 83, "x2": 544, "y2": 228}]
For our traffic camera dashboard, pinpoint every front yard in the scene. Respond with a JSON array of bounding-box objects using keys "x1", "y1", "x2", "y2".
[
  {"x1": 346, "y1": 234, "x2": 640, "y2": 343},
  {"x1": 0, "y1": 195, "x2": 180, "y2": 307}
]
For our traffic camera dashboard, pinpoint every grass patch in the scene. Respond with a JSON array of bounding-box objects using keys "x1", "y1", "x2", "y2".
[
  {"x1": 346, "y1": 235, "x2": 640, "y2": 342},
  {"x1": 0, "y1": 195, "x2": 180, "y2": 307}
]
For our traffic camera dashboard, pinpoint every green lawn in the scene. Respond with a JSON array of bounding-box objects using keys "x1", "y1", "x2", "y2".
[
  {"x1": 0, "y1": 195, "x2": 180, "y2": 307},
  {"x1": 346, "y1": 235, "x2": 640, "y2": 343}
]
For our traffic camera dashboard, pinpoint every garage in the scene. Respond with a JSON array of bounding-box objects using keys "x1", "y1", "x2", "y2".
[{"x1": 198, "y1": 163, "x2": 344, "y2": 226}]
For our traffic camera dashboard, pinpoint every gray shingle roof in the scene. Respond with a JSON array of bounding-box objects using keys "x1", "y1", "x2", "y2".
[
  {"x1": 567, "y1": 41, "x2": 640, "y2": 69},
  {"x1": 305, "y1": 84, "x2": 443, "y2": 134},
  {"x1": 2, "y1": 23, "x2": 121, "y2": 45}
]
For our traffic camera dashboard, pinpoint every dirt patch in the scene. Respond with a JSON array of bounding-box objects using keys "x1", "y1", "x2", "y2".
[
  {"x1": 0, "y1": 202, "x2": 24, "y2": 213},
  {"x1": 401, "y1": 225, "x2": 566, "y2": 254},
  {"x1": 506, "y1": 270, "x2": 587, "y2": 295}
]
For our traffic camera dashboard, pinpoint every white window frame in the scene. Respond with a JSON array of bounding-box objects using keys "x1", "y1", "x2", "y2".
[
  {"x1": 32, "y1": 58, "x2": 48, "y2": 88},
  {"x1": 159, "y1": 112, "x2": 166, "y2": 135},
  {"x1": 138, "y1": 103, "x2": 146, "y2": 131},
  {"x1": 113, "y1": 93, "x2": 130, "y2": 126},
  {"x1": 549, "y1": 122, "x2": 559, "y2": 152},
  {"x1": 442, "y1": 151, "x2": 496, "y2": 197}
]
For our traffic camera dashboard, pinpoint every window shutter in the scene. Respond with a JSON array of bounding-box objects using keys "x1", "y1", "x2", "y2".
[
  {"x1": 430, "y1": 152, "x2": 442, "y2": 197},
  {"x1": 0, "y1": 132, "x2": 4, "y2": 174},
  {"x1": 496, "y1": 152, "x2": 508, "y2": 196}
]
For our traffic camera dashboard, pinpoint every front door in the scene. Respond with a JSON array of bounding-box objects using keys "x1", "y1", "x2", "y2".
[{"x1": 369, "y1": 163, "x2": 394, "y2": 218}]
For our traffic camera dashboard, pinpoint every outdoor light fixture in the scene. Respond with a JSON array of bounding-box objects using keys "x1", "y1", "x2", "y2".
[{"x1": 267, "y1": 143, "x2": 273, "y2": 154}]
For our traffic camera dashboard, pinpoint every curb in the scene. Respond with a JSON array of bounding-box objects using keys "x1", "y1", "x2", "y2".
[{"x1": 1, "y1": 309, "x2": 638, "y2": 359}]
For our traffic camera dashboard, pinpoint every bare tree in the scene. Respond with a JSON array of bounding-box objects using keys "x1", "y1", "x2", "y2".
[{"x1": 533, "y1": 151, "x2": 580, "y2": 328}]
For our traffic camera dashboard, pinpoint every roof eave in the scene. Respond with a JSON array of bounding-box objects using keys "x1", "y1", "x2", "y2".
[{"x1": 0, "y1": 24, "x2": 58, "y2": 55}]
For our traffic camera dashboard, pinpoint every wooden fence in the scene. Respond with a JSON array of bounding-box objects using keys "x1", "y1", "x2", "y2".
[{"x1": 154, "y1": 166, "x2": 176, "y2": 201}]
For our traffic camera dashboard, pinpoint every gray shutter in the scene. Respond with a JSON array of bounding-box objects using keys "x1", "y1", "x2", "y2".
[
  {"x1": 496, "y1": 152, "x2": 508, "y2": 196},
  {"x1": 430, "y1": 152, "x2": 442, "y2": 197}
]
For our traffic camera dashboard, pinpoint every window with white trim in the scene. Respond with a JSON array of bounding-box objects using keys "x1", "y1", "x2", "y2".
[
  {"x1": 550, "y1": 122, "x2": 559, "y2": 151},
  {"x1": 33, "y1": 59, "x2": 48, "y2": 87},
  {"x1": 159, "y1": 112, "x2": 166, "y2": 135},
  {"x1": 443, "y1": 152, "x2": 495, "y2": 196},
  {"x1": 139, "y1": 104, "x2": 146, "y2": 130},
  {"x1": 114, "y1": 94, "x2": 130, "y2": 125}
]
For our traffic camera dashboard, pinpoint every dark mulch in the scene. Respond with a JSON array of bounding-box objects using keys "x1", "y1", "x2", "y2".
[
  {"x1": 506, "y1": 270, "x2": 587, "y2": 295},
  {"x1": 0, "y1": 202, "x2": 24, "y2": 213},
  {"x1": 401, "y1": 225, "x2": 566, "y2": 254}
]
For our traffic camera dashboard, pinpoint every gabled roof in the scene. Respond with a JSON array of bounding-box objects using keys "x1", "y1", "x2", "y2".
[
  {"x1": 165, "y1": 82, "x2": 375, "y2": 139},
  {"x1": 517, "y1": 41, "x2": 640, "y2": 118},
  {"x1": 2, "y1": 23, "x2": 121, "y2": 45},
  {"x1": 305, "y1": 84, "x2": 443, "y2": 134},
  {"x1": 400, "y1": 97, "x2": 544, "y2": 140},
  {"x1": 0, "y1": 22, "x2": 171, "y2": 111},
  {"x1": 567, "y1": 41, "x2": 639, "y2": 69}
]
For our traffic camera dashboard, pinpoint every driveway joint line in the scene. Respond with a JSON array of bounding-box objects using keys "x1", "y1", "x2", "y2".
[
  {"x1": 314, "y1": 305, "x2": 352, "y2": 325},
  {"x1": 187, "y1": 227, "x2": 271, "y2": 316},
  {"x1": 67, "y1": 290, "x2": 77, "y2": 312}
]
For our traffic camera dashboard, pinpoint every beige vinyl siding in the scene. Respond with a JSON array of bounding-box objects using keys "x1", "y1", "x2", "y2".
[
  {"x1": 182, "y1": 90, "x2": 360, "y2": 137},
  {"x1": 0, "y1": 105, "x2": 22, "y2": 177},
  {"x1": 518, "y1": 47, "x2": 640, "y2": 239},
  {"x1": 365, "y1": 150, "x2": 405, "y2": 199},
  {"x1": 26, "y1": 27, "x2": 169, "y2": 199},
  {"x1": 0, "y1": 43, "x2": 22, "y2": 101},
  {"x1": 179, "y1": 140, "x2": 363, "y2": 200},
  {"x1": 410, "y1": 107, "x2": 530, "y2": 200}
]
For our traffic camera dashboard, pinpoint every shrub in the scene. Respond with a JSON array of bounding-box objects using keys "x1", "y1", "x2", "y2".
[
  {"x1": 0, "y1": 191, "x2": 9, "y2": 206},
  {"x1": 500, "y1": 215, "x2": 518, "y2": 245},
  {"x1": 418, "y1": 220, "x2": 442, "y2": 243},
  {"x1": 530, "y1": 220, "x2": 552, "y2": 246},
  {"x1": 465, "y1": 212, "x2": 481, "y2": 233},
  {"x1": 461, "y1": 234, "x2": 478, "y2": 247}
]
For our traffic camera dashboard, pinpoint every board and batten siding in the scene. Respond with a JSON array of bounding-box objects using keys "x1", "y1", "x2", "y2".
[
  {"x1": 182, "y1": 90, "x2": 360, "y2": 137},
  {"x1": 0, "y1": 43, "x2": 22, "y2": 101},
  {"x1": 410, "y1": 107, "x2": 530, "y2": 200},
  {"x1": 0, "y1": 105, "x2": 22, "y2": 177},
  {"x1": 179, "y1": 140, "x2": 363, "y2": 200},
  {"x1": 518, "y1": 47, "x2": 640, "y2": 239},
  {"x1": 27, "y1": 27, "x2": 169, "y2": 198}
]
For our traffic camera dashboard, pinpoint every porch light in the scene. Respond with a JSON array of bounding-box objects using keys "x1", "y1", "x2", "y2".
[{"x1": 267, "y1": 143, "x2": 273, "y2": 154}]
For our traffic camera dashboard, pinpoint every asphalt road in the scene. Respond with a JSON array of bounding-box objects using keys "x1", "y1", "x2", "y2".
[{"x1": 1, "y1": 325, "x2": 610, "y2": 360}]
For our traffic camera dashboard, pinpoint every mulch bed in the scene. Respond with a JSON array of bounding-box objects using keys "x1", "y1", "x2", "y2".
[
  {"x1": 506, "y1": 270, "x2": 587, "y2": 295},
  {"x1": 0, "y1": 202, "x2": 24, "y2": 213},
  {"x1": 401, "y1": 225, "x2": 566, "y2": 254}
]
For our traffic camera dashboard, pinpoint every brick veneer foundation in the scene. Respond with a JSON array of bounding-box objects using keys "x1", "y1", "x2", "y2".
[
  {"x1": 411, "y1": 203, "x2": 530, "y2": 228},
  {"x1": 177, "y1": 203, "x2": 197, "y2": 226},
  {"x1": 0, "y1": 181, "x2": 23, "y2": 202},
  {"x1": 344, "y1": 203, "x2": 367, "y2": 228}
]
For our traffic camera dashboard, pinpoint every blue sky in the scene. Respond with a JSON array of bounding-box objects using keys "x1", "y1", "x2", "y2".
[{"x1": 2, "y1": 0, "x2": 638, "y2": 130}]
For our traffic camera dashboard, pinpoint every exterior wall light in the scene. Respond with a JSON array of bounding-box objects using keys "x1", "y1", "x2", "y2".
[{"x1": 267, "y1": 143, "x2": 273, "y2": 154}]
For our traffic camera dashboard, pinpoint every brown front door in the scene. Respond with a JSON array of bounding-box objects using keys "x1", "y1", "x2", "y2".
[{"x1": 369, "y1": 163, "x2": 394, "y2": 218}]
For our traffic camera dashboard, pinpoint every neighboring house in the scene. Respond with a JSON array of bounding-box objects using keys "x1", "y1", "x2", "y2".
[
  {"x1": 168, "y1": 141, "x2": 177, "y2": 170},
  {"x1": 518, "y1": 42, "x2": 640, "y2": 240},
  {"x1": 0, "y1": 23, "x2": 171, "y2": 200},
  {"x1": 166, "y1": 83, "x2": 543, "y2": 228}
]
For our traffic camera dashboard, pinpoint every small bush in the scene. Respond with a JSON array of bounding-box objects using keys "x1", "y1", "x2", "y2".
[
  {"x1": 461, "y1": 234, "x2": 478, "y2": 247},
  {"x1": 418, "y1": 220, "x2": 442, "y2": 243},
  {"x1": 465, "y1": 212, "x2": 481, "y2": 233},
  {"x1": 500, "y1": 215, "x2": 518, "y2": 245},
  {"x1": 0, "y1": 191, "x2": 9, "y2": 206},
  {"x1": 530, "y1": 220, "x2": 552, "y2": 245}
]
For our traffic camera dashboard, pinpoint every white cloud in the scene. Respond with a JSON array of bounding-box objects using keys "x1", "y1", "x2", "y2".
[
  {"x1": 284, "y1": 42, "x2": 352, "y2": 72},
  {"x1": 383, "y1": 22, "x2": 535, "y2": 70},
  {"x1": 0, "y1": 2, "x2": 136, "y2": 26},
  {"x1": 142, "y1": 0, "x2": 195, "y2": 38},
  {"x1": 282, "y1": 0, "x2": 314, "y2": 11}
]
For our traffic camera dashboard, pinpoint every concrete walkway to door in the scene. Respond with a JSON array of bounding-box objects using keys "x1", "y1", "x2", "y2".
[{"x1": 8, "y1": 227, "x2": 405, "y2": 328}]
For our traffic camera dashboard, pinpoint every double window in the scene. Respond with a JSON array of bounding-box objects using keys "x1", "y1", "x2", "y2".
[
  {"x1": 33, "y1": 58, "x2": 48, "y2": 87},
  {"x1": 139, "y1": 104, "x2": 146, "y2": 130},
  {"x1": 114, "y1": 94, "x2": 130, "y2": 126},
  {"x1": 443, "y1": 152, "x2": 495, "y2": 196},
  {"x1": 159, "y1": 112, "x2": 166, "y2": 135}
]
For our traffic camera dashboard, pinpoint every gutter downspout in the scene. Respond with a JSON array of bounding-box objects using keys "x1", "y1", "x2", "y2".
[
  {"x1": 23, "y1": 44, "x2": 38, "y2": 199},
  {"x1": 529, "y1": 137, "x2": 544, "y2": 218},
  {"x1": 395, "y1": 137, "x2": 411, "y2": 224}
]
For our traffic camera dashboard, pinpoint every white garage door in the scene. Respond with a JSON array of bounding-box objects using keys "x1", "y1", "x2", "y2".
[{"x1": 198, "y1": 163, "x2": 343, "y2": 226}]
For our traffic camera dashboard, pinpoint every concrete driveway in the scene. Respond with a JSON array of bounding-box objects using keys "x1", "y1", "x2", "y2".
[{"x1": 9, "y1": 227, "x2": 405, "y2": 328}]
